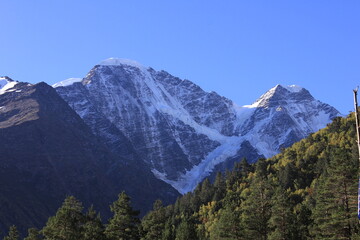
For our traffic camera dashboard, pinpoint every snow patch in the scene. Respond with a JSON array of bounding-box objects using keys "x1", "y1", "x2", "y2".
[
  {"x1": 249, "y1": 85, "x2": 278, "y2": 108},
  {"x1": 52, "y1": 78, "x2": 83, "y2": 88},
  {"x1": 282, "y1": 84, "x2": 303, "y2": 93},
  {"x1": 0, "y1": 78, "x2": 10, "y2": 89},
  {"x1": 0, "y1": 81, "x2": 18, "y2": 95},
  {"x1": 156, "y1": 136, "x2": 246, "y2": 194},
  {"x1": 99, "y1": 58, "x2": 147, "y2": 70}
]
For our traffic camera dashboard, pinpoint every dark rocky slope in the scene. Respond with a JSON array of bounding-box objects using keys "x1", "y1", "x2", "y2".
[{"x1": 0, "y1": 80, "x2": 179, "y2": 235}]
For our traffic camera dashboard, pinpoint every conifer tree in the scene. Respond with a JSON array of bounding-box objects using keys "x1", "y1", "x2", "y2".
[
  {"x1": 241, "y1": 158, "x2": 273, "y2": 240},
  {"x1": 141, "y1": 200, "x2": 167, "y2": 240},
  {"x1": 213, "y1": 172, "x2": 226, "y2": 202},
  {"x1": 105, "y1": 191, "x2": 140, "y2": 240},
  {"x1": 210, "y1": 205, "x2": 242, "y2": 240},
  {"x1": 3, "y1": 225, "x2": 19, "y2": 240},
  {"x1": 175, "y1": 216, "x2": 197, "y2": 240},
  {"x1": 24, "y1": 228, "x2": 42, "y2": 240},
  {"x1": 268, "y1": 187, "x2": 296, "y2": 240},
  {"x1": 83, "y1": 205, "x2": 106, "y2": 240},
  {"x1": 42, "y1": 196, "x2": 85, "y2": 240},
  {"x1": 199, "y1": 178, "x2": 213, "y2": 204},
  {"x1": 161, "y1": 219, "x2": 175, "y2": 240},
  {"x1": 311, "y1": 147, "x2": 359, "y2": 239}
]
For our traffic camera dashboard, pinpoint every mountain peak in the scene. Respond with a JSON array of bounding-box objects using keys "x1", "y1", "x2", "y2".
[
  {"x1": 249, "y1": 84, "x2": 311, "y2": 108},
  {"x1": 52, "y1": 78, "x2": 83, "y2": 88},
  {"x1": 0, "y1": 76, "x2": 15, "y2": 82},
  {"x1": 98, "y1": 58, "x2": 146, "y2": 69},
  {"x1": 0, "y1": 76, "x2": 18, "y2": 94},
  {"x1": 279, "y1": 84, "x2": 303, "y2": 93}
]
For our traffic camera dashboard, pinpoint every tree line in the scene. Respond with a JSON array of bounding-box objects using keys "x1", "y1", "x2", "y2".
[{"x1": 3, "y1": 113, "x2": 360, "y2": 239}]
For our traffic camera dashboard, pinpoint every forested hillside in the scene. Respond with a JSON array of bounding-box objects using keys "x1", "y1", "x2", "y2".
[{"x1": 3, "y1": 113, "x2": 359, "y2": 240}]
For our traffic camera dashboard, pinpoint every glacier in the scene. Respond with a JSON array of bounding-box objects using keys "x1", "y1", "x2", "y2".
[{"x1": 54, "y1": 58, "x2": 340, "y2": 193}]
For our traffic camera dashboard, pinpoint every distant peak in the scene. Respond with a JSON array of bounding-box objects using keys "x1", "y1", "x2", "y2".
[
  {"x1": 277, "y1": 84, "x2": 303, "y2": 93},
  {"x1": 249, "y1": 84, "x2": 309, "y2": 108},
  {"x1": 0, "y1": 76, "x2": 15, "y2": 82},
  {"x1": 52, "y1": 78, "x2": 83, "y2": 88},
  {"x1": 98, "y1": 58, "x2": 146, "y2": 69},
  {"x1": 0, "y1": 78, "x2": 18, "y2": 94},
  {"x1": 0, "y1": 76, "x2": 16, "y2": 89}
]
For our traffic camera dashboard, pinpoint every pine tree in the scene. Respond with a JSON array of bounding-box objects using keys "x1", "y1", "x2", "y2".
[
  {"x1": 210, "y1": 205, "x2": 242, "y2": 240},
  {"x1": 213, "y1": 172, "x2": 226, "y2": 202},
  {"x1": 241, "y1": 158, "x2": 273, "y2": 240},
  {"x1": 161, "y1": 219, "x2": 175, "y2": 240},
  {"x1": 83, "y1": 205, "x2": 106, "y2": 240},
  {"x1": 24, "y1": 228, "x2": 42, "y2": 240},
  {"x1": 42, "y1": 196, "x2": 85, "y2": 240},
  {"x1": 105, "y1": 191, "x2": 140, "y2": 240},
  {"x1": 268, "y1": 187, "x2": 296, "y2": 240},
  {"x1": 311, "y1": 147, "x2": 359, "y2": 239},
  {"x1": 175, "y1": 216, "x2": 197, "y2": 240},
  {"x1": 200, "y1": 178, "x2": 213, "y2": 204},
  {"x1": 3, "y1": 225, "x2": 19, "y2": 240},
  {"x1": 141, "y1": 200, "x2": 167, "y2": 240}
]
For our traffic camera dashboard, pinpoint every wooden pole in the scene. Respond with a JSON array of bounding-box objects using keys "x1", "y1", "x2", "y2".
[{"x1": 353, "y1": 88, "x2": 360, "y2": 221}]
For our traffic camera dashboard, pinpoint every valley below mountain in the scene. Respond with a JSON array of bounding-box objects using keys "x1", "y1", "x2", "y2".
[{"x1": 0, "y1": 59, "x2": 340, "y2": 235}]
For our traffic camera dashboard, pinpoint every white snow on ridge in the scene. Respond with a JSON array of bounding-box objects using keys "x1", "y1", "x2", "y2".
[
  {"x1": 0, "y1": 81, "x2": 18, "y2": 95},
  {"x1": 98, "y1": 62, "x2": 227, "y2": 143},
  {"x1": 54, "y1": 58, "x2": 339, "y2": 195},
  {"x1": 0, "y1": 78, "x2": 9, "y2": 89},
  {"x1": 249, "y1": 85, "x2": 278, "y2": 108},
  {"x1": 282, "y1": 84, "x2": 303, "y2": 93},
  {"x1": 244, "y1": 84, "x2": 304, "y2": 108},
  {"x1": 99, "y1": 58, "x2": 147, "y2": 70},
  {"x1": 52, "y1": 78, "x2": 83, "y2": 88}
]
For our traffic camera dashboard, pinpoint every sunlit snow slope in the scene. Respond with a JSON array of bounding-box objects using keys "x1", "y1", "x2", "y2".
[{"x1": 54, "y1": 58, "x2": 340, "y2": 193}]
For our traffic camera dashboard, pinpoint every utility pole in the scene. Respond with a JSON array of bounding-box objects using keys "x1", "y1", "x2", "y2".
[{"x1": 353, "y1": 88, "x2": 360, "y2": 221}]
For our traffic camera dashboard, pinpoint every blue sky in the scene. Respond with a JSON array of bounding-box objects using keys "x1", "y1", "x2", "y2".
[{"x1": 1, "y1": 1, "x2": 359, "y2": 114}]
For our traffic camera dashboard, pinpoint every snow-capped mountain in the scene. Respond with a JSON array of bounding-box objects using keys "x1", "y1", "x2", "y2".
[{"x1": 54, "y1": 58, "x2": 340, "y2": 194}]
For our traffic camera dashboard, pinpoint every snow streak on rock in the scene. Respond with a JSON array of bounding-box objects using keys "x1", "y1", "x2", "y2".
[{"x1": 54, "y1": 58, "x2": 340, "y2": 193}]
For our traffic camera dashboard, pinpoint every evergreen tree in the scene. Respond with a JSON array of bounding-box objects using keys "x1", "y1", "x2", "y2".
[
  {"x1": 238, "y1": 157, "x2": 253, "y2": 176},
  {"x1": 83, "y1": 205, "x2": 106, "y2": 240},
  {"x1": 210, "y1": 206, "x2": 242, "y2": 240},
  {"x1": 161, "y1": 219, "x2": 175, "y2": 240},
  {"x1": 24, "y1": 228, "x2": 42, "y2": 240},
  {"x1": 278, "y1": 162, "x2": 297, "y2": 190},
  {"x1": 213, "y1": 172, "x2": 226, "y2": 202},
  {"x1": 42, "y1": 196, "x2": 85, "y2": 240},
  {"x1": 175, "y1": 216, "x2": 197, "y2": 240},
  {"x1": 199, "y1": 178, "x2": 213, "y2": 205},
  {"x1": 268, "y1": 187, "x2": 296, "y2": 240},
  {"x1": 311, "y1": 147, "x2": 359, "y2": 239},
  {"x1": 105, "y1": 191, "x2": 140, "y2": 240},
  {"x1": 141, "y1": 200, "x2": 167, "y2": 240},
  {"x1": 241, "y1": 158, "x2": 273, "y2": 240},
  {"x1": 295, "y1": 203, "x2": 313, "y2": 240},
  {"x1": 3, "y1": 225, "x2": 19, "y2": 240}
]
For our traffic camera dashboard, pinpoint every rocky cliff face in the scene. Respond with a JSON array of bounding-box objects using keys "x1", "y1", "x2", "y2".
[
  {"x1": 0, "y1": 78, "x2": 179, "y2": 235},
  {"x1": 54, "y1": 58, "x2": 340, "y2": 193}
]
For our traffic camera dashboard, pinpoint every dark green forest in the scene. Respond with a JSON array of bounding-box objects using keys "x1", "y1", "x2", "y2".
[{"x1": 3, "y1": 112, "x2": 360, "y2": 240}]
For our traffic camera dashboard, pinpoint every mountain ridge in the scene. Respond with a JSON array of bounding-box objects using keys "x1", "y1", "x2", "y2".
[
  {"x1": 0, "y1": 80, "x2": 179, "y2": 235},
  {"x1": 54, "y1": 58, "x2": 340, "y2": 193}
]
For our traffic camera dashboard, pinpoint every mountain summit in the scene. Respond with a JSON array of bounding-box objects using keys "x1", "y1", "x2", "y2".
[
  {"x1": 249, "y1": 84, "x2": 310, "y2": 108},
  {"x1": 54, "y1": 58, "x2": 340, "y2": 193}
]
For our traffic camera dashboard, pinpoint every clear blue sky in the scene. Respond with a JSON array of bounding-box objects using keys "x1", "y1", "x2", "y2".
[{"x1": 1, "y1": 1, "x2": 359, "y2": 114}]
